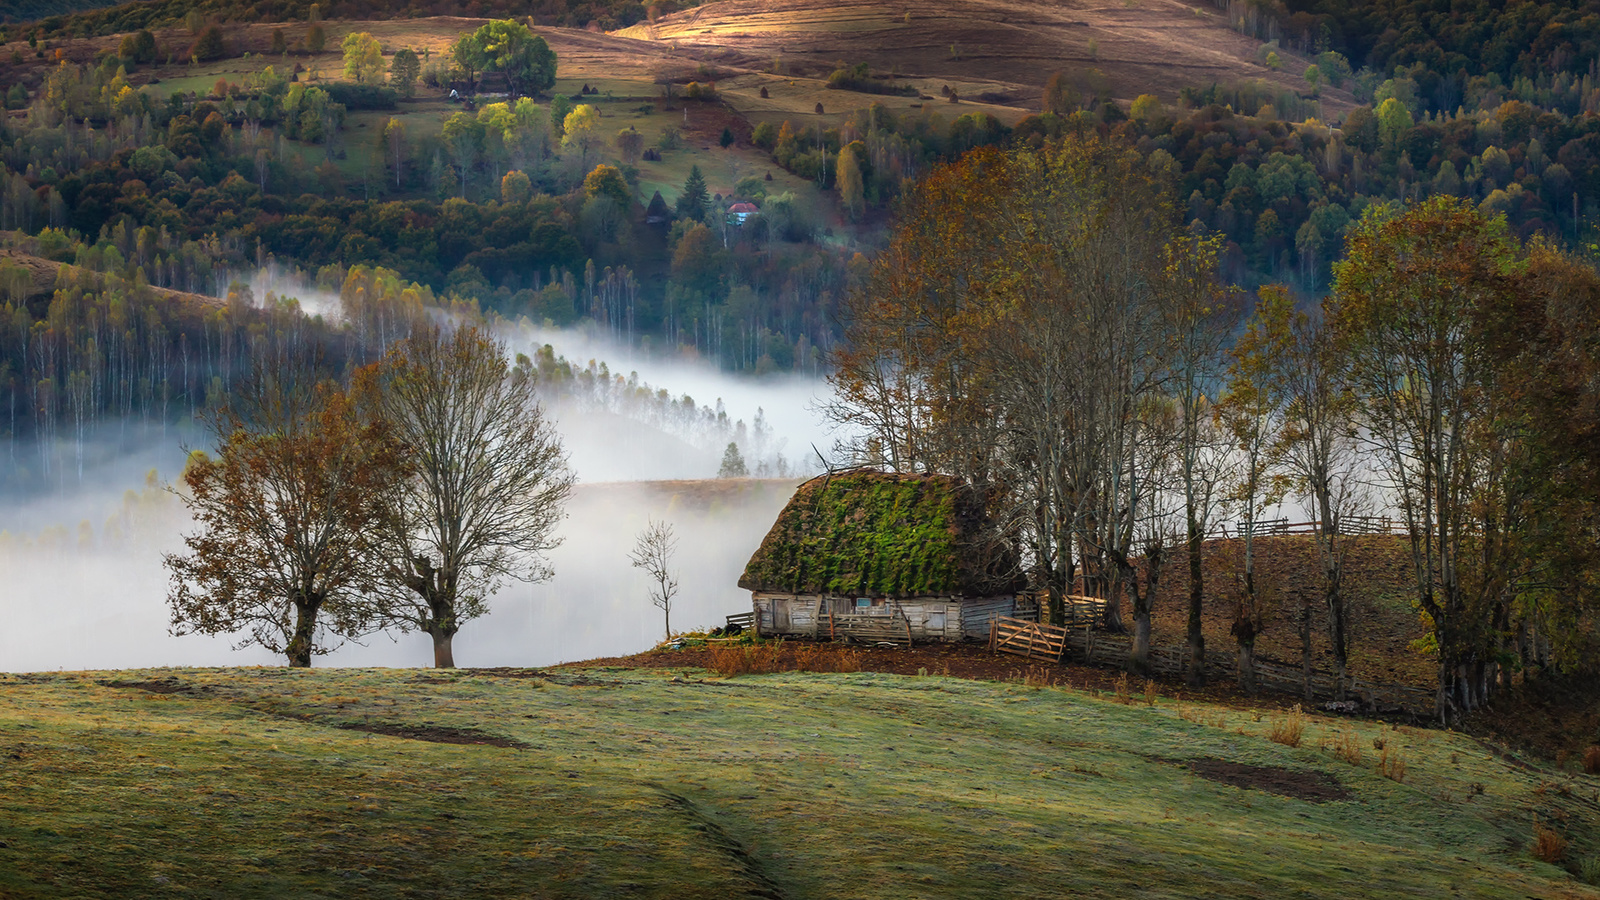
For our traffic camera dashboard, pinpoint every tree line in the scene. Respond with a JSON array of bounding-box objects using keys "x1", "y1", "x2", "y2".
[{"x1": 830, "y1": 133, "x2": 1600, "y2": 721}]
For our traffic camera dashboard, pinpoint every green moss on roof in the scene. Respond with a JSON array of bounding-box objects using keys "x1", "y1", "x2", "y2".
[{"x1": 738, "y1": 470, "x2": 1023, "y2": 597}]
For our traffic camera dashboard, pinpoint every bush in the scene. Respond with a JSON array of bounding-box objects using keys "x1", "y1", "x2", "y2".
[
  {"x1": 1376, "y1": 743, "x2": 1406, "y2": 782},
  {"x1": 321, "y1": 83, "x2": 397, "y2": 110},
  {"x1": 1584, "y1": 745, "x2": 1600, "y2": 773},
  {"x1": 1531, "y1": 817, "x2": 1567, "y2": 864},
  {"x1": 1267, "y1": 704, "x2": 1305, "y2": 747}
]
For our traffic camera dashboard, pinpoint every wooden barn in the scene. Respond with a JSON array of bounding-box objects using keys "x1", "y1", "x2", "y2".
[{"x1": 738, "y1": 469, "x2": 1028, "y2": 643}]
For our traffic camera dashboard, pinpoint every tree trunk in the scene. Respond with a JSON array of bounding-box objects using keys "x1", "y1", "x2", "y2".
[
  {"x1": 432, "y1": 630, "x2": 456, "y2": 668},
  {"x1": 1132, "y1": 610, "x2": 1152, "y2": 675},
  {"x1": 1325, "y1": 564, "x2": 1348, "y2": 700},
  {"x1": 286, "y1": 593, "x2": 320, "y2": 668},
  {"x1": 1046, "y1": 582, "x2": 1065, "y2": 629},
  {"x1": 1185, "y1": 520, "x2": 1206, "y2": 687},
  {"x1": 1301, "y1": 597, "x2": 1314, "y2": 702},
  {"x1": 1237, "y1": 640, "x2": 1257, "y2": 694}
]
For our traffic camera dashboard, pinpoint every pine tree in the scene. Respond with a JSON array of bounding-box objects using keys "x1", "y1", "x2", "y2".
[
  {"x1": 676, "y1": 165, "x2": 708, "y2": 222},
  {"x1": 717, "y1": 442, "x2": 748, "y2": 478}
]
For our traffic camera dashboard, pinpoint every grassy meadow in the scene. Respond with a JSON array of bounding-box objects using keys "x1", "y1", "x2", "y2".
[{"x1": 2, "y1": 664, "x2": 1597, "y2": 898}]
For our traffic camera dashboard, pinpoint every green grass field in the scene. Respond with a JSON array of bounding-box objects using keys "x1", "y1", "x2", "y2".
[{"x1": 2, "y1": 665, "x2": 1596, "y2": 898}]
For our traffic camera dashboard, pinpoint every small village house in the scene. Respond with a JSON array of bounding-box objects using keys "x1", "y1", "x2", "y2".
[
  {"x1": 726, "y1": 201, "x2": 760, "y2": 226},
  {"x1": 739, "y1": 469, "x2": 1027, "y2": 642}
]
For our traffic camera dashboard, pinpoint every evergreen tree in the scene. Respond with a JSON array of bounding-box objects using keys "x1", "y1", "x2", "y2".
[
  {"x1": 676, "y1": 165, "x2": 708, "y2": 222},
  {"x1": 717, "y1": 442, "x2": 748, "y2": 478}
]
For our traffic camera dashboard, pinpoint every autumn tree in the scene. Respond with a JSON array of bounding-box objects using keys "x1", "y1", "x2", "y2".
[
  {"x1": 190, "y1": 25, "x2": 226, "y2": 63},
  {"x1": 306, "y1": 22, "x2": 326, "y2": 54},
  {"x1": 1162, "y1": 235, "x2": 1240, "y2": 686},
  {"x1": 383, "y1": 116, "x2": 406, "y2": 188},
  {"x1": 829, "y1": 134, "x2": 1215, "y2": 659},
  {"x1": 389, "y1": 47, "x2": 421, "y2": 97},
  {"x1": 615, "y1": 126, "x2": 644, "y2": 164},
  {"x1": 1329, "y1": 196, "x2": 1526, "y2": 718},
  {"x1": 629, "y1": 519, "x2": 680, "y2": 642},
  {"x1": 357, "y1": 324, "x2": 574, "y2": 668},
  {"x1": 561, "y1": 104, "x2": 602, "y2": 170},
  {"x1": 342, "y1": 32, "x2": 385, "y2": 84},
  {"x1": 166, "y1": 374, "x2": 403, "y2": 667},
  {"x1": 838, "y1": 144, "x2": 865, "y2": 220},
  {"x1": 452, "y1": 19, "x2": 557, "y2": 98}
]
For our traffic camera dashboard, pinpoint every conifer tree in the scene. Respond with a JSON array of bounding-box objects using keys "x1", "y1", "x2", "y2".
[{"x1": 676, "y1": 165, "x2": 708, "y2": 222}]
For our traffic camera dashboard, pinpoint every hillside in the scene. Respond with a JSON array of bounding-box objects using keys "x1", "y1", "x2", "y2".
[
  {"x1": 617, "y1": 0, "x2": 1353, "y2": 116},
  {"x1": 2, "y1": 665, "x2": 1597, "y2": 898}
]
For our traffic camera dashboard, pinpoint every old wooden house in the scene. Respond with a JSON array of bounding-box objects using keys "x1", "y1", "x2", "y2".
[{"x1": 738, "y1": 469, "x2": 1027, "y2": 643}]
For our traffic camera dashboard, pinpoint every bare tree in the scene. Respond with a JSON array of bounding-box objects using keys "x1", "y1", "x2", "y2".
[
  {"x1": 166, "y1": 371, "x2": 402, "y2": 667},
  {"x1": 629, "y1": 518, "x2": 680, "y2": 642},
  {"x1": 358, "y1": 324, "x2": 575, "y2": 668},
  {"x1": 1161, "y1": 239, "x2": 1242, "y2": 686}
]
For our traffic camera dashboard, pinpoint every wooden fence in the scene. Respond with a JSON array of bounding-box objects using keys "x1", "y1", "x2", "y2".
[
  {"x1": 1207, "y1": 516, "x2": 1407, "y2": 539},
  {"x1": 989, "y1": 615, "x2": 1435, "y2": 715},
  {"x1": 724, "y1": 611, "x2": 754, "y2": 631},
  {"x1": 827, "y1": 612, "x2": 914, "y2": 648}
]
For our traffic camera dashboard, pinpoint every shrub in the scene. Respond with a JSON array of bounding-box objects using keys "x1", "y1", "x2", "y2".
[
  {"x1": 321, "y1": 83, "x2": 398, "y2": 110},
  {"x1": 1113, "y1": 672, "x2": 1132, "y2": 704},
  {"x1": 1583, "y1": 745, "x2": 1600, "y2": 774},
  {"x1": 1579, "y1": 856, "x2": 1600, "y2": 886},
  {"x1": 1376, "y1": 744, "x2": 1406, "y2": 782},
  {"x1": 1267, "y1": 705, "x2": 1305, "y2": 748},
  {"x1": 1330, "y1": 729, "x2": 1363, "y2": 766},
  {"x1": 1531, "y1": 817, "x2": 1567, "y2": 864}
]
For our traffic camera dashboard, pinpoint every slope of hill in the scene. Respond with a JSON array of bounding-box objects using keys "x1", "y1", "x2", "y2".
[
  {"x1": 616, "y1": 0, "x2": 1352, "y2": 113},
  {"x1": 1, "y1": 666, "x2": 1595, "y2": 898}
]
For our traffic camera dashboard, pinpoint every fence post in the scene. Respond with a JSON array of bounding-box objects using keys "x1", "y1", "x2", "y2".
[{"x1": 989, "y1": 617, "x2": 998, "y2": 653}]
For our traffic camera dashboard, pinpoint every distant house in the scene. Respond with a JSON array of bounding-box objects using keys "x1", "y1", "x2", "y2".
[
  {"x1": 738, "y1": 469, "x2": 1027, "y2": 642},
  {"x1": 726, "y1": 201, "x2": 760, "y2": 226}
]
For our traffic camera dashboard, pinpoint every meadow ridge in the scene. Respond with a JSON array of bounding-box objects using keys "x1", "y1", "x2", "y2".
[{"x1": 1, "y1": 664, "x2": 1597, "y2": 898}]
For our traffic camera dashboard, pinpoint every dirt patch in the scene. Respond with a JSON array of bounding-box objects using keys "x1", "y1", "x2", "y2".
[
  {"x1": 338, "y1": 722, "x2": 528, "y2": 749},
  {"x1": 100, "y1": 679, "x2": 192, "y2": 695},
  {"x1": 462, "y1": 668, "x2": 553, "y2": 679},
  {"x1": 1171, "y1": 757, "x2": 1351, "y2": 802}
]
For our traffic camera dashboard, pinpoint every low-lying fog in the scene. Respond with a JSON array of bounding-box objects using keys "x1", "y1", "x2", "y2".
[{"x1": 0, "y1": 323, "x2": 833, "y2": 672}]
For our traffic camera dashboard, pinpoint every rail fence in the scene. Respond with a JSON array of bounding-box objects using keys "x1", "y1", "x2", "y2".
[
  {"x1": 1207, "y1": 516, "x2": 1408, "y2": 539},
  {"x1": 988, "y1": 615, "x2": 1434, "y2": 714}
]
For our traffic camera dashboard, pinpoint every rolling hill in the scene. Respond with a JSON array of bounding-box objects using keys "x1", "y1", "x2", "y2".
[{"x1": 1, "y1": 665, "x2": 1596, "y2": 898}]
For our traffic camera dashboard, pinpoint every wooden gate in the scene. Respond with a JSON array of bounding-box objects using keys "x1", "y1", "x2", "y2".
[{"x1": 989, "y1": 616, "x2": 1069, "y2": 664}]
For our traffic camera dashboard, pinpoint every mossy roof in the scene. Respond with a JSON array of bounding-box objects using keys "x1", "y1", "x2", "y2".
[{"x1": 738, "y1": 469, "x2": 1024, "y2": 598}]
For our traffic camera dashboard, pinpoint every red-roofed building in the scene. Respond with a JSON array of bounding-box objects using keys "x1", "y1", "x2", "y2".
[{"x1": 727, "y1": 201, "x2": 760, "y2": 226}]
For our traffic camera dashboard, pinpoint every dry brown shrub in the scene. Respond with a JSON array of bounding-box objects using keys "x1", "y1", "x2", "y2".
[
  {"x1": 1377, "y1": 744, "x2": 1407, "y2": 782},
  {"x1": 1532, "y1": 817, "x2": 1568, "y2": 863},
  {"x1": 1114, "y1": 672, "x2": 1132, "y2": 704},
  {"x1": 1268, "y1": 705, "x2": 1306, "y2": 748},
  {"x1": 1583, "y1": 745, "x2": 1600, "y2": 774},
  {"x1": 1330, "y1": 729, "x2": 1363, "y2": 766},
  {"x1": 1143, "y1": 679, "x2": 1158, "y2": 707},
  {"x1": 709, "y1": 641, "x2": 864, "y2": 676}
]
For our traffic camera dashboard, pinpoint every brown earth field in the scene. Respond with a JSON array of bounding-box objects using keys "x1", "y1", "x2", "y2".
[{"x1": 1, "y1": 0, "x2": 1355, "y2": 127}]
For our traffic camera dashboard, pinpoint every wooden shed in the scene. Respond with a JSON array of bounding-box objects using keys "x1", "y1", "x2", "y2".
[{"x1": 738, "y1": 469, "x2": 1027, "y2": 643}]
